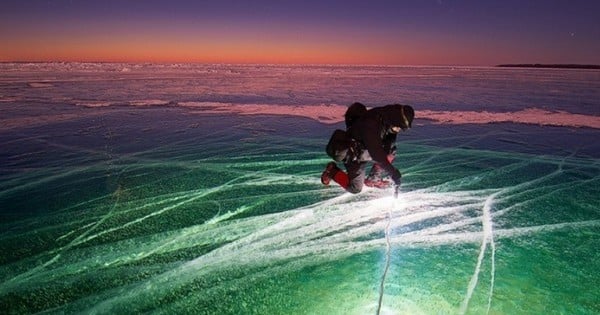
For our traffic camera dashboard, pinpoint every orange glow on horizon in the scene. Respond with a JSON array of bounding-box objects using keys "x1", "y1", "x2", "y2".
[
  {"x1": 0, "y1": 32, "x2": 457, "y2": 65},
  {"x1": 2, "y1": 44, "x2": 377, "y2": 65},
  {"x1": 0, "y1": 16, "x2": 519, "y2": 66}
]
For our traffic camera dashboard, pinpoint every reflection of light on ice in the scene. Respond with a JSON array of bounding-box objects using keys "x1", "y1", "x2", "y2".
[
  {"x1": 5, "y1": 144, "x2": 598, "y2": 314},
  {"x1": 83, "y1": 179, "x2": 599, "y2": 314}
]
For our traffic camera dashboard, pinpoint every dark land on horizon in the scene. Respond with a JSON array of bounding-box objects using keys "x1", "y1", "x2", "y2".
[{"x1": 497, "y1": 64, "x2": 600, "y2": 69}]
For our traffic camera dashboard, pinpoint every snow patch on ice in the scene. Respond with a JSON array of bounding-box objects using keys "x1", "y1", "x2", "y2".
[
  {"x1": 182, "y1": 102, "x2": 347, "y2": 124},
  {"x1": 181, "y1": 102, "x2": 600, "y2": 129},
  {"x1": 420, "y1": 108, "x2": 600, "y2": 129},
  {"x1": 75, "y1": 101, "x2": 116, "y2": 107},
  {"x1": 0, "y1": 96, "x2": 18, "y2": 102},
  {"x1": 129, "y1": 100, "x2": 172, "y2": 106},
  {"x1": 28, "y1": 82, "x2": 54, "y2": 88}
]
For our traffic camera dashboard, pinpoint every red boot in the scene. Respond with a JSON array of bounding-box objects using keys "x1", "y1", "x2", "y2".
[
  {"x1": 321, "y1": 162, "x2": 339, "y2": 185},
  {"x1": 321, "y1": 162, "x2": 350, "y2": 189},
  {"x1": 365, "y1": 163, "x2": 391, "y2": 189},
  {"x1": 364, "y1": 178, "x2": 391, "y2": 188}
]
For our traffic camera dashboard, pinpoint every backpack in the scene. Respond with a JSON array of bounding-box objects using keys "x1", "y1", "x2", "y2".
[
  {"x1": 344, "y1": 102, "x2": 367, "y2": 128},
  {"x1": 326, "y1": 129, "x2": 358, "y2": 162},
  {"x1": 326, "y1": 103, "x2": 367, "y2": 162}
]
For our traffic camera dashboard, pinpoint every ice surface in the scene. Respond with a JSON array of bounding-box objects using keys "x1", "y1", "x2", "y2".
[
  {"x1": 0, "y1": 64, "x2": 598, "y2": 314},
  {"x1": 1, "y1": 63, "x2": 598, "y2": 132}
]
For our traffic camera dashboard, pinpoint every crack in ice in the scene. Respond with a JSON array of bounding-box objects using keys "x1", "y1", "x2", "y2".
[
  {"x1": 376, "y1": 198, "x2": 394, "y2": 315},
  {"x1": 460, "y1": 192, "x2": 497, "y2": 315}
]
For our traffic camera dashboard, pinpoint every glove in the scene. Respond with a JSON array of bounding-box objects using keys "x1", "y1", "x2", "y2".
[
  {"x1": 392, "y1": 170, "x2": 402, "y2": 198},
  {"x1": 388, "y1": 145, "x2": 397, "y2": 161}
]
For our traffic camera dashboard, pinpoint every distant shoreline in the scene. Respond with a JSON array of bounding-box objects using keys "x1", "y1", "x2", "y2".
[{"x1": 496, "y1": 64, "x2": 600, "y2": 69}]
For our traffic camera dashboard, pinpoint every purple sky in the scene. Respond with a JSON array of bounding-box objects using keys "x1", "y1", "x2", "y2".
[{"x1": 1, "y1": 0, "x2": 599, "y2": 65}]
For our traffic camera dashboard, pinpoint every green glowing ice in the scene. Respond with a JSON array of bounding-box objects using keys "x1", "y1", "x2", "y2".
[{"x1": 1, "y1": 119, "x2": 598, "y2": 315}]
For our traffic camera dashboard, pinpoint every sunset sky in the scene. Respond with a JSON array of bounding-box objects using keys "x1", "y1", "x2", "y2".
[{"x1": 1, "y1": 0, "x2": 599, "y2": 65}]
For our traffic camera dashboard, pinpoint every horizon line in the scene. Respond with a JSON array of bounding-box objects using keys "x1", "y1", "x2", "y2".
[
  {"x1": 0, "y1": 59, "x2": 489, "y2": 67},
  {"x1": 3, "y1": 60, "x2": 599, "y2": 68}
]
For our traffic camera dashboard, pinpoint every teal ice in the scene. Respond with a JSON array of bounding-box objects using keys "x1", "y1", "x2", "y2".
[{"x1": 0, "y1": 64, "x2": 598, "y2": 314}]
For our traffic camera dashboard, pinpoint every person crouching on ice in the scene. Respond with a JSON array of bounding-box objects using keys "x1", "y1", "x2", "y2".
[{"x1": 321, "y1": 102, "x2": 414, "y2": 194}]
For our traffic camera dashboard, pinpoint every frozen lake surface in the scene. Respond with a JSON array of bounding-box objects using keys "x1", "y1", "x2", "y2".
[{"x1": 0, "y1": 64, "x2": 599, "y2": 314}]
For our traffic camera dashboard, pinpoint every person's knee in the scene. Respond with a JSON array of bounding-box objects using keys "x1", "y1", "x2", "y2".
[{"x1": 347, "y1": 182, "x2": 363, "y2": 194}]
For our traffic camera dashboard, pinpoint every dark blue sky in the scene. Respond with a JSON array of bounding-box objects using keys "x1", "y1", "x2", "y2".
[{"x1": 1, "y1": 0, "x2": 599, "y2": 64}]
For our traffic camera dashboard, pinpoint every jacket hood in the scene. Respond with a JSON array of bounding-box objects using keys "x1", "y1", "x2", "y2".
[{"x1": 377, "y1": 104, "x2": 414, "y2": 130}]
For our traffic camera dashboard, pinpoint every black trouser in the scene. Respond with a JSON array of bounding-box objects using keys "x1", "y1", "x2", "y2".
[
  {"x1": 344, "y1": 161, "x2": 368, "y2": 194},
  {"x1": 344, "y1": 153, "x2": 393, "y2": 193}
]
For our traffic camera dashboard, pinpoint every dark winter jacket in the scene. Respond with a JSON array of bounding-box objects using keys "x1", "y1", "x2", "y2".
[{"x1": 348, "y1": 104, "x2": 414, "y2": 182}]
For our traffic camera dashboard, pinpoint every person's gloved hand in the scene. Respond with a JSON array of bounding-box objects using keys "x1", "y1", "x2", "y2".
[
  {"x1": 386, "y1": 145, "x2": 397, "y2": 163},
  {"x1": 392, "y1": 170, "x2": 402, "y2": 198},
  {"x1": 386, "y1": 154, "x2": 395, "y2": 163}
]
